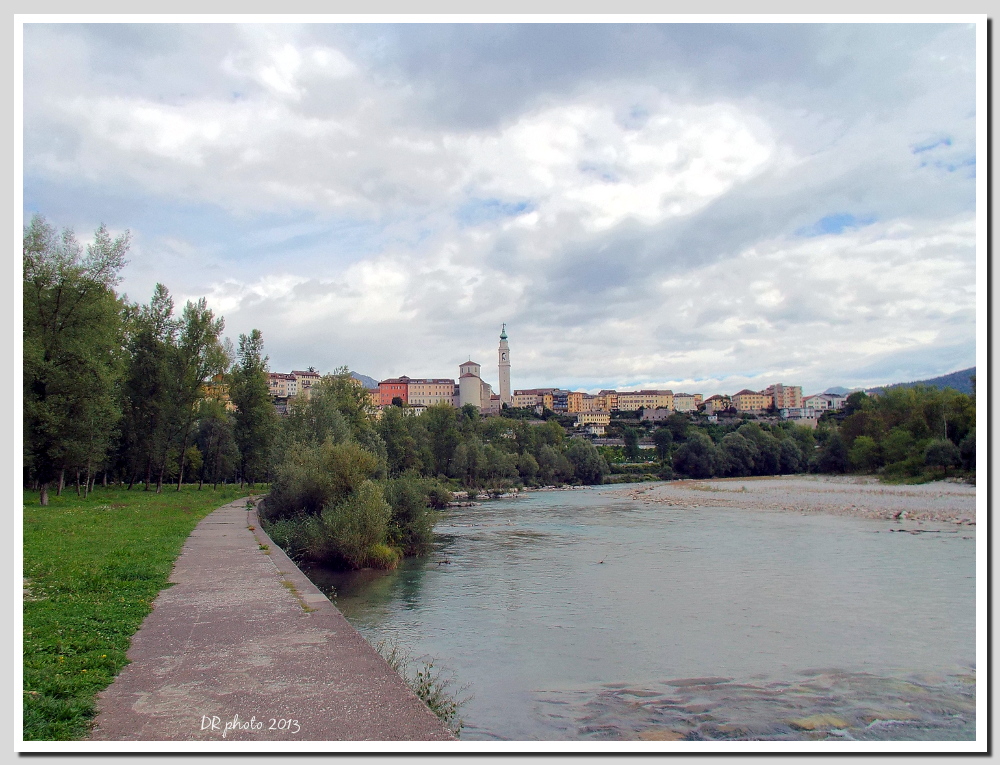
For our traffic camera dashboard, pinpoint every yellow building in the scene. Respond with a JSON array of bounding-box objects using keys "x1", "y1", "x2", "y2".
[
  {"x1": 703, "y1": 394, "x2": 731, "y2": 414},
  {"x1": 576, "y1": 411, "x2": 611, "y2": 426},
  {"x1": 406, "y1": 378, "x2": 457, "y2": 407},
  {"x1": 201, "y1": 374, "x2": 236, "y2": 412},
  {"x1": 616, "y1": 390, "x2": 674, "y2": 411},
  {"x1": 732, "y1": 389, "x2": 773, "y2": 412},
  {"x1": 763, "y1": 383, "x2": 802, "y2": 409},
  {"x1": 672, "y1": 393, "x2": 703, "y2": 412}
]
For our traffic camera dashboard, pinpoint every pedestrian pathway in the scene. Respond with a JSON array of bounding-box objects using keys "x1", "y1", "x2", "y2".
[{"x1": 89, "y1": 497, "x2": 454, "y2": 741}]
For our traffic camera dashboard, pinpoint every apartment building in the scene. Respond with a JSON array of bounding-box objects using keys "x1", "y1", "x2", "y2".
[
  {"x1": 406, "y1": 378, "x2": 457, "y2": 407},
  {"x1": 616, "y1": 390, "x2": 674, "y2": 411},
  {"x1": 268, "y1": 372, "x2": 298, "y2": 398},
  {"x1": 378, "y1": 376, "x2": 410, "y2": 407},
  {"x1": 764, "y1": 383, "x2": 803, "y2": 410},
  {"x1": 291, "y1": 370, "x2": 321, "y2": 399},
  {"x1": 672, "y1": 393, "x2": 703, "y2": 412}
]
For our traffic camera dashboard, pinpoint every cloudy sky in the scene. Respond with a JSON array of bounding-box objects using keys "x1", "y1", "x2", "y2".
[{"x1": 21, "y1": 20, "x2": 981, "y2": 396}]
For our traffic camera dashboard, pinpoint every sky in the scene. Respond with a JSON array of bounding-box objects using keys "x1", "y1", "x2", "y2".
[{"x1": 21, "y1": 20, "x2": 980, "y2": 397}]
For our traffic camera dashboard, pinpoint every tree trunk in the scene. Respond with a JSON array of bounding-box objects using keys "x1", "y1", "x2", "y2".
[
  {"x1": 39, "y1": 483, "x2": 49, "y2": 506},
  {"x1": 102, "y1": 472, "x2": 107, "y2": 487},
  {"x1": 176, "y1": 432, "x2": 191, "y2": 492},
  {"x1": 57, "y1": 469, "x2": 65, "y2": 496}
]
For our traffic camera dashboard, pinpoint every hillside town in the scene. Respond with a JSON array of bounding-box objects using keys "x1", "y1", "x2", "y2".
[{"x1": 242, "y1": 326, "x2": 847, "y2": 436}]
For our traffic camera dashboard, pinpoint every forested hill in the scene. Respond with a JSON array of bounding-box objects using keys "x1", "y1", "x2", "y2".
[{"x1": 870, "y1": 367, "x2": 976, "y2": 395}]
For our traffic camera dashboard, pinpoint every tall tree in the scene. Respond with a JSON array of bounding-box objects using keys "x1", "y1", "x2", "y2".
[
  {"x1": 23, "y1": 215, "x2": 129, "y2": 505},
  {"x1": 230, "y1": 329, "x2": 277, "y2": 488},
  {"x1": 169, "y1": 298, "x2": 227, "y2": 490}
]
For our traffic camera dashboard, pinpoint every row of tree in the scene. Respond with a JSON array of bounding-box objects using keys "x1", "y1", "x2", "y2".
[
  {"x1": 23, "y1": 215, "x2": 276, "y2": 505},
  {"x1": 589, "y1": 386, "x2": 975, "y2": 481}
]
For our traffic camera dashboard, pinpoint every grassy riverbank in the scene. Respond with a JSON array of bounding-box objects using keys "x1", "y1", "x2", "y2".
[{"x1": 23, "y1": 485, "x2": 252, "y2": 740}]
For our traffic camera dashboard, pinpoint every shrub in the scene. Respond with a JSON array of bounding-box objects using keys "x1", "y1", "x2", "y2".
[{"x1": 264, "y1": 439, "x2": 380, "y2": 521}]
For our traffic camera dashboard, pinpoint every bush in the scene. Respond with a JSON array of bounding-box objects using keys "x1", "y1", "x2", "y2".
[
  {"x1": 306, "y1": 480, "x2": 395, "y2": 569},
  {"x1": 264, "y1": 439, "x2": 380, "y2": 521},
  {"x1": 383, "y1": 474, "x2": 442, "y2": 556}
]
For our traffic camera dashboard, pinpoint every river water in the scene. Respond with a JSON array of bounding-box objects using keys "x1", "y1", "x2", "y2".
[{"x1": 303, "y1": 484, "x2": 976, "y2": 741}]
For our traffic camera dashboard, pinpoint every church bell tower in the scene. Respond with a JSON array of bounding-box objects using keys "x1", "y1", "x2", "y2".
[{"x1": 498, "y1": 324, "x2": 511, "y2": 407}]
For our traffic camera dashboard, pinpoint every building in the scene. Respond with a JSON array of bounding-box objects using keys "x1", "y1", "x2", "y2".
[
  {"x1": 498, "y1": 324, "x2": 511, "y2": 407},
  {"x1": 616, "y1": 390, "x2": 674, "y2": 412},
  {"x1": 202, "y1": 373, "x2": 236, "y2": 412},
  {"x1": 780, "y1": 407, "x2": 820, "y2": 428},
  {"x1": 640, "y1": 408, "x2": 674, "y2": 423},
  {"x1": 596, "y1": 390, "x2": 619, "y2": 411},
  {"x1": 576, "y1": 411, "x2": 611, "y2": 435},
  {"x1": 803, "y1": 393, "x2": 845, "y2": 411},
  {"x1": 379, "y1": 376, "x2": 410, "y2": 407},
  {"x1": 702, "y1": 394, "x2": 732, "y2": 414},
  {"x1": 764, "y1": 383, "x2": 803, "y2": 410},
  {"x1": 732, "y1": 389, "x2": 772, "y2": 412},
  {"x1": 458, "y1": 360, "x2": 496, "y2": 411},
  {"x1": 267, "y1": 372, "x2": 298, "y2": 398},
  {"x1": 407, "y1": 379, "x2": 457, "y2": 407},
  {"x1": 291, "y1": 370, "x2": 321, "y2": 399},
  {"x1": 672, "y1": 393, "x2": 703, "y2": 412}
]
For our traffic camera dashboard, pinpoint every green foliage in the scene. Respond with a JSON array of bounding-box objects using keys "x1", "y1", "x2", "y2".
[
  {"x1": 264, "y1": 439, "x2": 381, "y2": 521},
  {"x1": 673, "y1": 431, "x2": 719, "y2": 478},
  {"x1": 652, "y1": 427, "x2": 673, "y2": 459},
  {"x1": 23, "y1": 485, "x2": 246, "y2": 740},
  {"x1": 564, "y1": 438, "x2": 610, "y2": 484},
  {"x1": 848, "y1": 435, "x2": 881, "y2": 472},
  {"x1": 924, "y1": 439, "x2": 961, "y2": 476},
  {"x1": 298, "y1": 480, "x2": 396, "y2": 569},
  {"x1": 382, "y1": 474, "x2": 446, "y2": 555},
  {"x1": 23, "y1": 215, "x2": 129, "y2": 503},
  {"x1": 229, "y1": 330, "x2": 278, "y2": 486}
]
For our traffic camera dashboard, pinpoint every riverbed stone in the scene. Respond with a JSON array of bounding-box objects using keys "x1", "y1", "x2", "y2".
[
  {"x1": 637, "y1": 727, "x2": 688, "y2": 740},
  {"x1": 787, "y1": 713, "x2": 850, "y2": 730}
]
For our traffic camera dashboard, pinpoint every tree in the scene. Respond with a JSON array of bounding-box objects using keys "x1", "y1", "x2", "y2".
[
  {"x1": 23, "y1": 215, "x2": 129, "y2": 505},
  {"x1": 673, "y1": 432, "x2": 719, "y2": 478},
  {"x1": 815, "y1": 432, "x2": 849, "y2": 474},
  {"x1": 848, "y1": 435, "x2": 882, "y2": 473},
  {"x1": 230, "y1": 329, "x2": 277, "y2": 487},
  {"x1": 924, "y1": 439, "x2": 961, "y2": 476},
  {"x1": 169, "y1": 298, "x2": 227, "y2": 490},
  {"x1": 719, "y1": 432, "x2": 756, "y2": 477},
  {"x1": 117, "y1": 284, "x2": 177, "y2": 490},
  {"x1": 652, "y1": 427, "x2": 673, "y2": 459},
  {"x1": 565, "y1": 438, "x2": 609, "y2": 485},
  {"x1": 622, "y1": 427, "x2": 640, "y2": 461},
  {"x1": 778, "y1": 438, "x2": 804, "y2": 474}
]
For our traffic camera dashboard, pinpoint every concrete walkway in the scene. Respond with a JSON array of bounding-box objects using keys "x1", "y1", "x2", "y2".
[{"x1": 89, "y1": 498, "x2": 455, "y2": 741}]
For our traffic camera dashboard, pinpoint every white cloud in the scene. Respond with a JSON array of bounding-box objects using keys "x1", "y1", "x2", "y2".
[{"x1": 22, "y1": 23, "x2": 978, "y2": 395}]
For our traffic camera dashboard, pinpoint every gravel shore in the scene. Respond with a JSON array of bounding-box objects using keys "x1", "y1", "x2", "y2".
[{"x1": 610, "y1": 475, "x2": 977, "y2": 525}]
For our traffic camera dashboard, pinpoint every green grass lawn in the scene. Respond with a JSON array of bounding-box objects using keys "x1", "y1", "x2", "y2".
[{"x1": 23, "y1": 485, "x2": 257, "y2": 741}]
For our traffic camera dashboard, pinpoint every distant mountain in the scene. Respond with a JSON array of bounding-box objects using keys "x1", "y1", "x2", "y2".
[
  {"x1": 869, "y1": 367, "x2": 976, "y2": 396},
  {"x1": 823, "y1": 386, "x2": 853, "y2": 396},
  {"x1": 351, "y1": 371, "x2": 379, "y2": 389}
]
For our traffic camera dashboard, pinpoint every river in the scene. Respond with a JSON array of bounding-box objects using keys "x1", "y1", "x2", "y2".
[{"x1": 302, "y1": 483, "x2": 976, "y2": 741}]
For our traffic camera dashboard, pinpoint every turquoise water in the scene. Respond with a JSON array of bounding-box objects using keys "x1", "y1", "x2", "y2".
[{"x1": 304, "y1": 484, "x2": 976, "y2": 741}]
